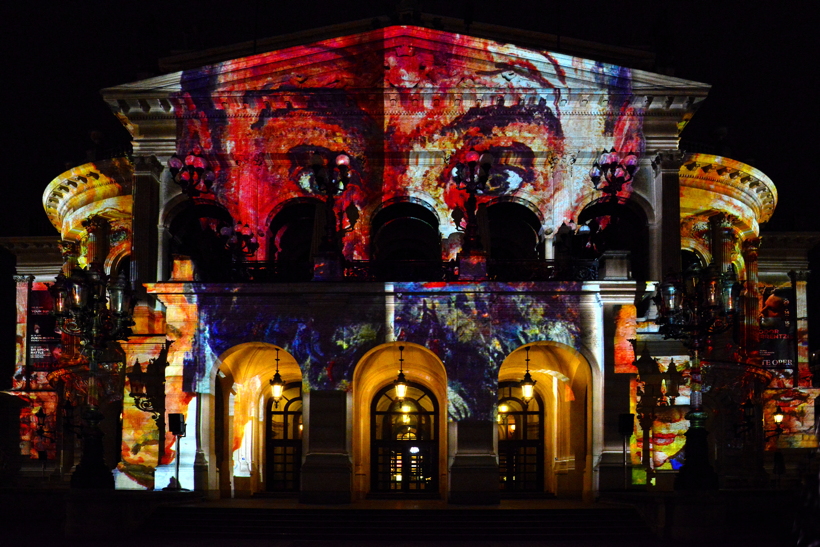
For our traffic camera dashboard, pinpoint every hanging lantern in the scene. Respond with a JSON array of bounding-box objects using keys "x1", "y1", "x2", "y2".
[
  {"x1": 394, "y1": 345, "x2": 408, "y2": 401},
  {"x1": 270, "y1": 348, "x2": 285, "y2": 409},
  {"x1": 520, "y1": 347, "x2": 537, "y2": 405}
]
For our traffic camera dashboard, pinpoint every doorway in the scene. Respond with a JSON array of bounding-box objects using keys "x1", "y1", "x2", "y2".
[
  {"x1": 370, "y1": 382, "x2": 438, "y2": 494},
  {"x1": 497, "y1": 381, "x2": 544, "y2": 492},
  {"x1": 265, "y1": 382, "x2": 302, "y2": 492}
]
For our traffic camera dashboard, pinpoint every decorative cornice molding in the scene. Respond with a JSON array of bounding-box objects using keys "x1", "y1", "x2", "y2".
[
  {"x1": 679, "y1": 153, "x2": 777, "y2": 234},
  {"x1": 42, "y1": 158, "x2": 134, "y2": 238}
]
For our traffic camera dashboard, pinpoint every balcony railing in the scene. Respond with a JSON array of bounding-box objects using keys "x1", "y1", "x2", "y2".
[{"x1": 226, "y1": 258, "x2": 598, "y2": 283}]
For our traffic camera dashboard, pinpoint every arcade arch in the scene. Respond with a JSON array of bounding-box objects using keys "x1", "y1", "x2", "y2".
[
  {"x1": 352, "y1": 343, "x2": 448, "y2": 499},
  {"x1": 215, "y1": 342, "x2": 302, "y2": 497},
  {"x1": 498, "y1": 343, "x2": 593, "y2": 498}
]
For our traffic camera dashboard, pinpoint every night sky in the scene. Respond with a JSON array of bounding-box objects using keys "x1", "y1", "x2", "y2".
[{"x1": 2, "y1": 0, "x2": 818, "y2": 237}]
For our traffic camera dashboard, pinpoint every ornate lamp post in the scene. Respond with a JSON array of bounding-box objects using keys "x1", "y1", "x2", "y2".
[
  {"x1": 589, "y1": 148, "x2": 639, "y2": 200},
  {"x1": 167, "y1": 146, "x2": 215, "y2": 198},
  {"x1": 451, "y1": 150, "x2": 493, "y2": 255},
  {"x1": 631, "y1": 344, "x2": 683, "y2": 485},
  {"x1": 49, "y1": 217, "x2": 135, "y2": 489},
  {"x1": 654, "y1": 262, "x2": 741, "y2": 489},
  {"x1": 310, "y1": 151, "x2": 355, "y2": 253}
]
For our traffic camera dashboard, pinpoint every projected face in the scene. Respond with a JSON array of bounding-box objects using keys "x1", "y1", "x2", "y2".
[{"x1": 175, "y1": 27, "x2": 641, "y2": 261}]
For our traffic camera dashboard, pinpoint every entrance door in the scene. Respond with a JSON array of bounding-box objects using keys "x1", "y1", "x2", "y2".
[
  {"x1": 498, "y1": 382, "x2": 543, "y2": 492},
  {"x1": 371, "y1": 382, "x2": 438, "y2": 494},
  {"x1": 266, "y1": 383, "x2": 302, "y2": 492}
]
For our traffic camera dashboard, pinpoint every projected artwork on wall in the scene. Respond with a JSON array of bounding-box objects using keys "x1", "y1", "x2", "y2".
[{"x1": 173, "y1": 26, "x2": 643, "y2": 262}]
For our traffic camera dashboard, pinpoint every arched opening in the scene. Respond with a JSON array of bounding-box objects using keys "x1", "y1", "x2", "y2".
[
  {"x1": 352, "y1": 343, "x2": 448, "y2": 499},
  {"x1": 168, "y1": 202, "x2": 234, "y2": 282},
  {"x1": 370, "y1": 201, "x2": 441, "y2": 280},
  {"x1": 215, "y1": 343, "x2": 302, "y2": 498},
  {"x1": 577, "y1": 199, "x2": 649, "y2": 281},
  {"x1": 265, "y1": 382, "x2": 303, "y2": 492},
  {"x1": 498, "y1": 343, "x2": 593, "y2": 499},
  {"x1": 487, "y1": 202, "x2": 542, "y2": 260},
  {"x1": 497, "y1": 381, "x2": 543, "y2": 492},
  {"x1": 267, "y1": 199, "x2": 319, "y2": 281},
  {"x1": 371, "y1": 381, "x2": 439, "y2": 494}
]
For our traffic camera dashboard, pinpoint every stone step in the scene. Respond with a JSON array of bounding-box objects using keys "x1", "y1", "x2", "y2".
[{"x1": 149, "y1": 506, "x2": 654, "y2": 541}]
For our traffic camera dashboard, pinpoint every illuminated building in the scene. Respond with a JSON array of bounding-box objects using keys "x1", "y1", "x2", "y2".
[{"x1": 3, "y1": 16, "x2": 818, "y2": 504}]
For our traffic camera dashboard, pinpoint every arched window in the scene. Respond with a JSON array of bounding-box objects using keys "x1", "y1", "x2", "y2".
[
  {"x1": 370, "y1": 201, "x2": 441, "y2": 281},
  {"x1": 268, "y1": 200, "x2": 319, "y2": 281},
  {"x1": 371, "y1": 381, "x2": 438, "y2": 494},
  {"x1": 487, "y1": 202, "x2": 542, "y2": 260},
  {"x1": 168, "y1": 203, "x2": 234, "y2": 282},
  {"x1": 577, "y1": 200, "x2": 649, "y2": 281}
]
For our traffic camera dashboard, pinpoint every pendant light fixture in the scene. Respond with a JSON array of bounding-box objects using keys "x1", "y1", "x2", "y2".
[
  {"x1": 394, "y1": 345, "x2": 408, "y2": 401},
  {"x1": 270, "y1": 348, "x2": 285, "y2": 408},
  {"x1": 521, "y1": 346, "x2": 536, "y2": 406}
]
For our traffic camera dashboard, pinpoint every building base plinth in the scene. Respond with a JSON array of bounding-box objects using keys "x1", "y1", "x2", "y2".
[
  {"x1": 448, "y1": 454, "x2": 500, "y2": 505},
  {"x1": 299, "y1": 453, "x2": 352, "y2": 504}
]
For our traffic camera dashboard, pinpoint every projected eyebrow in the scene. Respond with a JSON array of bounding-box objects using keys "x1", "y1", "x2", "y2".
[{"x1": 442, "y1": 103, "x2": 563, "y2": 140}]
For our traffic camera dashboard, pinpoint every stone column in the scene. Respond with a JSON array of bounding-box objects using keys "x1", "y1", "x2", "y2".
[
  {"x1": 448, "y1": 420, "x2": 499, "y2": 505},
  {"x1": 657, "y1": 152, "x2": 683, "y2": 278},
  {"x1": 789, "y1": 270, "x2": 810, "y2": 387},
  {"x1": 131, "y1": 156, "x2": 161, "y2": 297},
  {"x1": 300, "y1": 389, "x2": 353, "y2": 504},
  {"x1": 82, "y1": 216, "x2": 109, "y2": 267},
  {"x1": 742, "y1": 238, "x2": 761, "y2": 361},
  {"x1": 709, "y1": 213, "x2": 734, "y2": 271}
]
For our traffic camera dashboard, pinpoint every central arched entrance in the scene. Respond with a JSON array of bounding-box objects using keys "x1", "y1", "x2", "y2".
[
  {"x1": 352, "y1": 343, "x2": 448, "y2": 500},
  {"x1": 371, "y1": 381, "x2": 439, "y2": 494},
  {"x1": 497, "y1": 381, "x2": 544, "y2": 492}
]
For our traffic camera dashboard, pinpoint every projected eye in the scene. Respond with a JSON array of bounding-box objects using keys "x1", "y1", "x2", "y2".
[{"x1": 482, "y1": 166, "x2": 528, "y2": 194}]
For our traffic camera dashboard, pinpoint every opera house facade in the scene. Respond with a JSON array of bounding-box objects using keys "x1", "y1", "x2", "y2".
[{"x1": 4, "y1": 18, "x2": 817, "y2": 506}]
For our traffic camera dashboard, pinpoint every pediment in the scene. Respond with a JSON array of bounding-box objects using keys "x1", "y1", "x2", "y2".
[{"x1": 104, "y1": 25, "x2": 709, "y2": 107}]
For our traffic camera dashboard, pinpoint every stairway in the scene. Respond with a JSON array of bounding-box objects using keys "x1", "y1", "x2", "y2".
[{"x1": 149, "y1": 506, "x2": 654, "y2": 541}]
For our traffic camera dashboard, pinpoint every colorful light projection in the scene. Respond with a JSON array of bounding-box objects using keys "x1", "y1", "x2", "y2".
[
  {"x1": 192, "y1": 281, "x2": 582, "y2": 421},
  {"x1": 117, "y1": 336, "x2": 195, "y2": 489},
  {"x1": 173, "y1": 26, "x2": 643, "y2": 262}
]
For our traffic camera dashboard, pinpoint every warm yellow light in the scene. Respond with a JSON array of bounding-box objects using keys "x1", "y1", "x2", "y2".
[
  {"x1": 401, "y1": 405, "x2": 412, "y2": 413},
  {"x1": 773, "y1": 408, "x2": 785, "y2": 424},
  {"x1": 402, "y1": 414, "x2": 410, "y2": 424},
  {"x1": 395, "y1": 379, "x2": 408, "y2": 400},
  {"x1": 271, "y1": 382, "x2": 284, "y2": 401},
  {"x1": 509, "y1": 424, "x2": 516, "y2": 432},
  {"x1": 520, "y1": 377, "x2": 535, "y2": 403},
  {"x1": 498, "y1": 404, "x2": 509, "y2": 413}
]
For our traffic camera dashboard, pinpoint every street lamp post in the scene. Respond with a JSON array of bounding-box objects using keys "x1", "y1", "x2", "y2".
[
  {"x1": 654, "y1": 262, "x2": 740, "y2": 489},
  {"x1": 631, "y1": 344, "x2": 683, "y2": 485},
  {"x1": 451, "y1": 150, "x2": 493, "y2": 255},
  {"x1": 49, "y1": 216, "x2": 135, "y2": 489}
]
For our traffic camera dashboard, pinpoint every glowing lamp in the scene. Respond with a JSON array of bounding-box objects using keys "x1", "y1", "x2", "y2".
[
  {"x1": 270, "y1": 371, "x2": 285, "y2": 406},
  {"x1": 520, "y1": 346, "x2": 536, "y2": 405},
  {"x1": 773, "y1": 407, "x2": 785, "y2": 424},
  {"x1": 520, "y1": 371, "x2": 536, "y2": 404},
  {"x1": 394, "y1": 345, "x2": 408, "y2": 401},
  {"x1": 335, "y1": 153, "x2": 350, "y2": 167},
  {"x1": 270, "y1": 348, "x2": 285, "y2": 408},
  {"x1": 394, "y1": 371, "x2": 408, "y2": 401}
]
